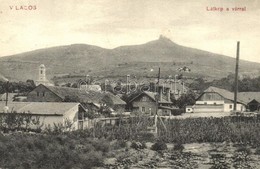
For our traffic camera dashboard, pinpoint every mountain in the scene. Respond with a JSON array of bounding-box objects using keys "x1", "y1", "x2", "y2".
[{"x1": 1, "y1": 35, "x2": 260, "y2": 82}]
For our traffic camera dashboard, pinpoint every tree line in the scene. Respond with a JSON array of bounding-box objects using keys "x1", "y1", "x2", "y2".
[
  {"x1": 188, "y1": 74, "x2": 260, "y2": 93},
  {"x1": 0, "y1": 79, "x2": 36, "y2": 94}
]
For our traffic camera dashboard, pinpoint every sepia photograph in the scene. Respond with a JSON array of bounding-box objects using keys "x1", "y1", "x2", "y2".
[{"x1": 0, "y1": 0, "x2": 260, "y2": 168}]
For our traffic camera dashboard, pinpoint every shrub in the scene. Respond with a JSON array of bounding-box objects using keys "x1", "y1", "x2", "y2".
[
  {"x1": 151, "y1": 140, "x2": 167, "y2": 151},
  {"x1": 173, "y1": 143, "x2": 184, "y2": 152},
  {"x1": 255, "y1": 147, "x2": 260, "y2": 155},
  {"x1": 112, "y1": 140, "x2": 127, "y2": 150},
  {"x1": 130, "y1": 141, "x2": 146, "y2": 150}
]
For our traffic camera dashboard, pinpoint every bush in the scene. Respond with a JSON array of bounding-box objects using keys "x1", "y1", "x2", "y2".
[
  {"x1": 130, "y1": 141, "x2": 146, "y2": 150},
  {"x1": 173, "y1": 143, "x2": 184, "y2": 152},
  {"x1": 151, "y1": 140, "x2": 167, "y2": 151},
  {"x1": 112, "y1": 140, "x2": 127, "y2": 150},
  {"x1": 171, "y1": 109, "x2": 185, "y2": 116}
]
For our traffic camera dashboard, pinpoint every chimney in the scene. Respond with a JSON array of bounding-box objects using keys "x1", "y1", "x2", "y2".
[
  {"x1": 158, "y1": 86, "x2": 163, "y2": 102},
  {"x1": 166, "y1": 87, "x2": 171, "y2": 102}
]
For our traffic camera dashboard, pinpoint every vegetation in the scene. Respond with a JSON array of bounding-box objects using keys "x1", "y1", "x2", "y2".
[
  {"x1": 78, "y1": 116, "x2": 260, "y2": 146},
  {"x1": 0, "y1": 110, "x2": 42, "y2": 133},
  {"x1": 0, "y1": 132, "x2": 110, "y2": 169},
  {"x1": 189, "y1": 74, "x2": 260, "y2": 92},
  {"x1": 0, "y1": 80, "x2": 36, "y2": 94},
  {"x1": 1, "y1": 114, "x2": 260, "y2": 168},
  {"x1": 171, "y1": 91, "x2": 196, "y2": 108},
  {"x1": 130, "y1": 141, "x2": 147, "y2": 150},
  {"x1": 151, "y1": 140, "x2": 168, "y2": 151}
]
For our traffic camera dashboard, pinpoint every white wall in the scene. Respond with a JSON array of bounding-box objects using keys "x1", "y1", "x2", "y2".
[
  {"x1": 224, "y1": 103, "x2": 246, "y2": 112},
  {"x1": 39, "y1": 116, "x2": 64, "y2": 128},
  {"x1": 193, "y1": 105, "x2": 224, "y2": 113},
  {"x1": 64, "y1": 105, "x2": 79, "y2": 130},
  {"x1": 196, "y1": 100, "x2": 224, "y2": 105}
]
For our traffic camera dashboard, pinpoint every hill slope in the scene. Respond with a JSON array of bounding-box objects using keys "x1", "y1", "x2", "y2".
[{"x1": 1, "y1": 35, "x2": 260, "y2": 81}]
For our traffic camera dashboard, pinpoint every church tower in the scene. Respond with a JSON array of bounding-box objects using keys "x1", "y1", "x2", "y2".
[
  {"x1": 35, "y1": 64, "x2": 53, "y2": 86},
  {"x1": 38, "y1": 64, "x2": 46, "y2": 82}
]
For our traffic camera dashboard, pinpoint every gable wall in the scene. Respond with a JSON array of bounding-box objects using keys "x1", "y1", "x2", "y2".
[
  {"x1": 132, "y1": 94, "x2": 157, "y2": 115},
  {"x1": 27, "y1": 85, "x2": 62, "y2": 102}
]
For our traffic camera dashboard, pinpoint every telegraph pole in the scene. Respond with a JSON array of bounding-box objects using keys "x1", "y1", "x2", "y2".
[
  {"x1": 5, "y1": 80, "x2": 9, "y2": 106},
  {"x1": 157, "y1": 68, "x2": 160, "y2": 84},
  {"x1": 233, "y1": 41, "x2": 240, "y2": 111}
]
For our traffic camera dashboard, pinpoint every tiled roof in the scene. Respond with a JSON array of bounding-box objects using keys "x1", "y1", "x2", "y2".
[
  {"x1": 129, "y1": 91, "x2": 172, "y2": 104},
  {"x1": 144, "y1": 92, "x2": 172, "y2": 103},
  {"x1": 204, "y1": 86, "x2": 236, "y2": 102},
  {"x1": 238, "y1": 92, "x2": 260, "y2": 103},
  {"x1": 0, "y1": 102, "x2": 82, "y2": 115},
  {"x1": 0, "y1": 102, "x2": 30, "y2": 112},
  {"x1": 17, "y1": 102, "x2": 80, "y2": 115},
  {"x1": 43, "y1": 85, "x2": 126, "y2": 105},
  {"x1": 203, "y1": 86, "x2": 260, "y2": 104}
]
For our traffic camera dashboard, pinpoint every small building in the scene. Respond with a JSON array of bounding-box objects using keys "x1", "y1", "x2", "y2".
[
  {"x1": 0, "y1": 102, "x2": 87, "y2": 130},
  {"x1": 238, "y1": 92, "x2": 260, "y2": 112},
  {"x1": 128, "y1": 86, "x2": 174, "y2": 116},
  {"x1": 193, "y1": 86, "x2": 246, "y2": 113}
]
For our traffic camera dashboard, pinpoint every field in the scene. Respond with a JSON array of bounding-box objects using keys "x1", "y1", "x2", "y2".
[{"x1": 1, "y1": 116, "x2": 260, "y2": 168}]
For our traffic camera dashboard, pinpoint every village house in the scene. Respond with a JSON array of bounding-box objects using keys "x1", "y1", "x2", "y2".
[
  {"x1": 128, "y1": 86, "x2": 174, "y2": 116},
  {"x1": 237, "y1": 92, "x2": 260, "y2": 112},
  {"x1": 193, "y1": 86, "x2": 246, "y2": 113},
  {"x1": 0, "y1": 102, "x2": 87, "y2": 130},
  {"x1": 27, "y1": 84, "x2": 126, "y2": 114}
]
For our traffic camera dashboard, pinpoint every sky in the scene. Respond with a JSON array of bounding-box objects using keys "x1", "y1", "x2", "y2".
[{"x1": 0, "y1": 0, "x2": 260, "y2": 62}]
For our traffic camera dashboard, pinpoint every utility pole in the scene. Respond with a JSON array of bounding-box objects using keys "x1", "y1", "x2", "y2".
[
  {"x1": 174, "y1": 75, "x2": 178, "y2": 94},
  {"x1": 153, "y1": 67, "x2": 167, "y2": 136},
  {"x1": 169, "y1": 75, "x2": 172, "y2": 91},
  {"x1": 157, "y1": 68, "x2": 160, "y2": 84},
  {"x1": 233, "y1": 41, "x2": 240, "y2": 111},
  {"x1": 182, "y1": 81, "x2": 185, "y2": 94},
  {"x1": 104, "y1": 79, "x2": 107, "y2": 93},
  {"x1": 126, "y1": 75, "x2": 130, "y2": 94},
  {"x1": 5, "y1": 80, "x2": 9, "y2": 106}
]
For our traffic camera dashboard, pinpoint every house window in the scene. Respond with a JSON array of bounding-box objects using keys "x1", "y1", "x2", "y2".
[
  {"x1": 214, "y1": 102, "x2": 216, "y2": 105},
  {"x1": 42, "y1": 92, "x2": 45, "y2": 97},
  {"x1": 40, "y1": 70, "x2": 43, "y2": 74},
  {"x1": 204, "y1": 102, "x2": 207, "y2": 105},
  {"x1": 37, "y1": 92, "x2": 39, "y2": 96},
  {"x1": 229, "y1": 104, "x2": 233, "y2": 109},
  {"x1": 142, "y1": 96, "x2": 147, "y2": 102},
  {"x1": 141, "y1": 107, "x2": 146, "y2": 112}
]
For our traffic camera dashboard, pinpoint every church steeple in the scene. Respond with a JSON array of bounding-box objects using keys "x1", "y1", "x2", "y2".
[
  {"x1": 35, "y1": 64, "x2": 53, "y2": 86},
  {"x1": 39, "y1": 64, "x2": 46, "y2": 81}
]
